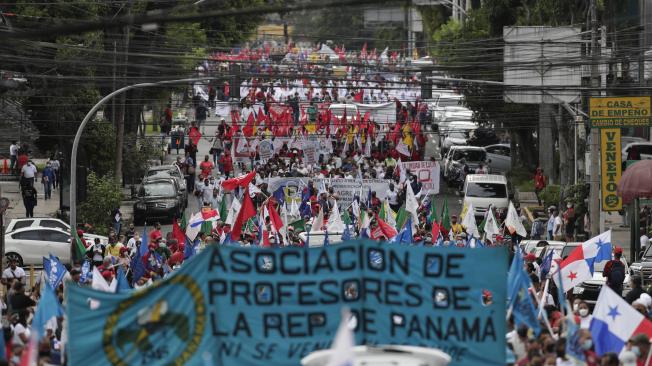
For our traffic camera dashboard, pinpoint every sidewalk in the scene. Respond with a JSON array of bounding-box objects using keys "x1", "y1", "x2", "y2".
[{"x1": 0, "y1": 181, "x2": 61, "y2": 220}]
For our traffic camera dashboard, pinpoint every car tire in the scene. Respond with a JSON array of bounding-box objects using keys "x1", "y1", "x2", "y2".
[{"x1": 5, "y1": 252, "x2": 23, "y2": 267}]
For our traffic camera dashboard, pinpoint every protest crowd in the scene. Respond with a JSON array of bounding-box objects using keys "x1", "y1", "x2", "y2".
[{"x1": 1, "y1": 44, "x2": 650, "y2": 366}]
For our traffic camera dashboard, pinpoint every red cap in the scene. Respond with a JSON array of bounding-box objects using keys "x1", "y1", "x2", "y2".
[
  {"x1": 525, "y1": 253, "x2": 537, "y2": 262},
  {"x1": 614, "y1": 246, "x2": 623, "y2": 254}
]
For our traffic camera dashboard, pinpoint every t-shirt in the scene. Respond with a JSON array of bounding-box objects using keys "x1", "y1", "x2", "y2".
[
  {"x1": 200, "y1": 161, "x2": 214, "y2": 176},
  {"x1": 107, "y1": 243, "x2": 124, "y2": 258},
  {"x1": 9, "y1": 144, "x2": 17, "y2": 156},
  {"x1": 2, "y1": 267, "x2": 26, "y2": 282},
  {"x1": 21, "y1": 163, "x2": 36, "y2": 178},
  {"x1": 553, "y1": 216, "x2": 563, "y2": 236},
  {"x1": 11, "y1": 322, "x2": 29, "y2": 347},
  {"x1": 387, "y1": 190, "x2": 398, "y2": 205}
]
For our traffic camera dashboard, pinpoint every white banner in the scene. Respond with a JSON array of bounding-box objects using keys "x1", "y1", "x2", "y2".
[
  {"x1": 400, "y1": 160, "x2": 441, "y2": 195},
  {"x1": 267, "y1": 178, "x2": 392, "y2": 209}
]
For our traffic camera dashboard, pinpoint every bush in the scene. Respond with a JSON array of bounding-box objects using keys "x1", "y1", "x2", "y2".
[
  {"x1": 123, "y1": 136, "x2": 162, "y2": 184},
  {"x1": 540, "y1": 185, "x2": 560, "y2": 208},
  {"x1": 78, "y1": 172, "x2": 123, "y2": 235}
]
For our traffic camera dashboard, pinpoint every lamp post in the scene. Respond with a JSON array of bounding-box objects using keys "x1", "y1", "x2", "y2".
[{"x1": 69, "y1": 76, "x2": 222, "y2": 234}]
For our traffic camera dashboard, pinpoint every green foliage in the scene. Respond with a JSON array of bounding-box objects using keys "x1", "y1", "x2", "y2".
[
  {"x1": 122, "y1": 136, "x2": 162, "y2": 184},
  {"x1": 561, "y1": 183, "x2": 590, "y2": 218},
  {"x1": 540, "y1": 185, "x2": 561, "y2": 208},
  {"x1": 80, "y1": 119, "x2": 117, "y2": 176},
  {"x1": 200, "y1": 0, "x2": 265, "y2": 47},
  {"x1": 78, "y1": 172, "x2": 123, "y2": 236}
]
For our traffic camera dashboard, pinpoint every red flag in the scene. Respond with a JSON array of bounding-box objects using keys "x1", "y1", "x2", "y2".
[
  {"x1": 232, "y1": 188, "x2": 257, "y2": 241},
  {"x1": 376, "y1": 215, "x2": 398, "y2": 239},
  {"x1": 189, "y1": 127, "x2": 202, "y2": 145},
  {"x1": 243, "y1": 113, "x2": 255, "y2": 137},
  {"x1": 256, "y1": 107, "x2": 266, "y2": 124},
  {"x1": 267, "y1": 201, "x2": 284, "y2": 232},
  {"x1": 353, "y1": 90, "x2": 363, "y2": 103},
  {"x1": 172, "y1": 219, "x2": 186, "y2": 246},
  {"x1": 361, "y1": 42, "x2": 367, "y2": 59},
  {"x1": 221, "y1": 170, "x2": 256, "y2": 191},
  {"x1": 431, "y1": 221, "x2": 441, "y2": 241}
]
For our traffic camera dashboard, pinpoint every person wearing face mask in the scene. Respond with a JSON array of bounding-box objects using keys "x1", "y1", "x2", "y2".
[
  {"x1": 626, "y1": 276, "x2": 646, "y2": 305},
  {"x1": 578, "y1": 329, "x2": 599, "y2": 365},
  {"x1": 628, "y1": 333, "x2": 652, "y2": 365},
  {"x1": 576, "y1": 301, "x2": 592, "y2": 329}
]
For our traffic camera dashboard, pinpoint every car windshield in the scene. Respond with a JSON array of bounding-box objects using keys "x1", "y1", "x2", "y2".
[
  {"x1": 449, "y1": 131, "x2": 470, "y2": 140},
  {"x1": 643, "y1": 245, "x2": 652, "y2": 258},
  {"x1": 561, "y1": 245, "x2": 578, "y2": 259},
  {"x1": 452, "y1": 150, "x2": 485, "y2": 162},
  {"x1": 142, "y1": 183, "x2": 176, "y2": 197},
  {"x1": 466, "y1": 183, "x2": 507, "y2": 198}
]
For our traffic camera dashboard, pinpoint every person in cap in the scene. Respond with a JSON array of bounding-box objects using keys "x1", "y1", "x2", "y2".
[
  {"x1": 603, "y1": 246, "x2": 626, "y2": 296},
  {"x1": 628, "y1": 333, "x2": 652, "y2": 364}
]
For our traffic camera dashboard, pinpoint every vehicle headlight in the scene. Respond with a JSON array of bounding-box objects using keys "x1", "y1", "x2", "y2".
[
  {"x1": 573, "y1": 287, "x2": 584, "y2": 295},
  {"x1": 165, "y1": 201, "x2": 177, "y2": 208},
  {"x1": 136, "y1": 203, "x2": 146, "y2": 210}
]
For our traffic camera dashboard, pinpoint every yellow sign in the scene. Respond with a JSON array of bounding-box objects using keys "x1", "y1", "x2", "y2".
[
  {"x1": 590, "y1": 96, "x2": 651, "y2": 128},
  {"x1": 600, "y1": 128, "x2": 622, "y2": 211}
]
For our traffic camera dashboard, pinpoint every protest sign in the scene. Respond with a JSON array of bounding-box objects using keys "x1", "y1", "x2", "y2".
[
  {"x1": 67, "y1": 242, "x2": 507, "y2": 365},
  {"x1": 233, "y1": 137, "x2": 253, "y2": 163},
  {"x1": 400, "y1": 160, "x2": 441, "y2": 195},
  {"x1": 258, "y1": 140, "x2": 274, "y2": 162},
  {"x1": 267, "y1": 178, "x2": 392, "y2": 209}
]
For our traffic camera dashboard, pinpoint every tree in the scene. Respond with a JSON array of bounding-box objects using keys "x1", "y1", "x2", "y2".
[{"x1": 78, "y1": 172, "x2": 123, "y2": 236}]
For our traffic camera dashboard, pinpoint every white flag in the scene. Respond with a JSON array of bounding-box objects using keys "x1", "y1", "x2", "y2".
[
  {"x1": 92, "y1": 267, "x2": 112, "y2": 292},
  {"x1": 405, "y1": 181, "x2": 419, "y2": 226},
  {"x1": 311, "y1": 206, "x2": 324, "y2": 233},
  {"x1": 226, "y1": 197, "x2": 241, "y2": 226},
  {"x1": 185, "y1": 212, "x2": 204, "y2": 242},
  {"x1": 505, "y1": 201, "x2": 527, "y2": 238},
  {"x1": 327, "y1": 200, "x2": 345, "y2": 232},
  {"x1": 484, "y1": 207, "x2": 500, "y2": 239},
  {"x1": 461, "y1": 202, "x2": 480, "y2": 238},
  {"x1": 325, "y1": 309, "x2": 355, "y2": 366}
]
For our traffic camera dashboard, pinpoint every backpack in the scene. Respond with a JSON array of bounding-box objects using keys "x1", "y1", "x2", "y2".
[{"x1": 607, "y1": 260, "x2": 625, "y2": 287}]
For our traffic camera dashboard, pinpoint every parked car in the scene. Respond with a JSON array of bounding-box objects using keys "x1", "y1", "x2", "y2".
[
  {"x1": 146, "y1": 164, "x2": 188, "y2": 207},
  {"x1": 4, "y1": 227, "x2": 71, "y2": 266},
  {"x1": 484, "y1": 144, "x2": 511, "y2": 173},
  {"x1": 622, "y1": 142, "x2": 652, "y2": 161},
  {"x1": 462, "y1": 174, "x2": 509, "y2": 218},
  {"x1": 5, "y1": 217, "x2": 107, "y2": 244},
  {"x1": 628, "y1": 245, "x2": 652, "y2": 289},
  {"x1": 133, "y1": 178, "x2": 184, "y2": 224},
  {"x1": 442, "y1": 146, "x2": 488, "y2": 179}
]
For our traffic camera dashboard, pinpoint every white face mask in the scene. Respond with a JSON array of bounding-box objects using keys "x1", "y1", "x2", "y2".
[{"x1": 579, "y1": 308, "x2": 589, "y2": 317}]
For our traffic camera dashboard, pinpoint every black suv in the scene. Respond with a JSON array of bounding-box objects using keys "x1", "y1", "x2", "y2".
[{"x1": 133, "y1": 178, "x2": 183, "y2": 224}]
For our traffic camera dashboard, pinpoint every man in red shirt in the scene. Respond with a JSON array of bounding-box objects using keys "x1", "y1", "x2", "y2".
[
  {"x1": 219, "y1": 151, "x2": 233, "y2": 177},
  {"x1": 534, "y1": 167, "x2": 546, "y2": 206},
  {"x1": 199, "y1": 155, "x2": 214, "y2": 177}
]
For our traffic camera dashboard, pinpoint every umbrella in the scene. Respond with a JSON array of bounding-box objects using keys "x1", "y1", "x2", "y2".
[{"x1": 617, "y1": 160, "x2": 652, "y2": 204}]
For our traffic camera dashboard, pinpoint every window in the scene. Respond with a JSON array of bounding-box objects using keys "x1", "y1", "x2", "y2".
[
  {"x1": 142, "y1": 182, "x2": 176, "y2": 197},
  {"x1": 488, "y1": 146, "x2": 510, "y2": 157},
  {"x1": 41, "y1": 220, "x2": 68, "y2": 230},
  {"x1": 12, "y1": 230, "x2": 41, "y2": 240},
  {"x1": 465, "y1": 183, "x2": 507, "y2": 198},
  {"x1": 44, "y1": 231, "x2": 70, "y2": 243},
  {"x1": 12, "y1": 220, "x2": 33, "y2": 230},
  {"x1": 452, "y1": 150, "x2": 486, "y2": 162}
]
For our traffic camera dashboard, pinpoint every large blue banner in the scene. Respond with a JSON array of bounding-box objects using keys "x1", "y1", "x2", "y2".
[{"x1": 66, "y1": 241, "x2": 507, "y2": 365}]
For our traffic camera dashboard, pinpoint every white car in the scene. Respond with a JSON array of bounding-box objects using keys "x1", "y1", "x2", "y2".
[
  {"x1": 6, "y1": 217, "x2": 108, "y2": 244},
  {"x1": 442, "y1": 146, "x2": 488, "y2": 178},
  {"x1": 298, "y1": 231, "x2": 344, "y2": 247},
  {"x1": 484, "y1": 144, "x2": 511, "y2": 173},
  {"x1": 440, "y1": 121, "x2": 477, "y2": 150},
  {"x1": 4, "y1": 227, "x2": 71, "y2": 266}
]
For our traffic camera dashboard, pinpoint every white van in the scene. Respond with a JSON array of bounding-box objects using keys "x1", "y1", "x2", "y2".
[
  {"x1": 298, "y1": 231, "x2": 344, "y2": 247},
  {"x1": 463, "y1": 174, "x2": 509, "y2": 217}
]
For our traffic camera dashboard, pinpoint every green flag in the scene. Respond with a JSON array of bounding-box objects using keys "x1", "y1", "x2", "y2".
[
  {"x1": 478, "y1": 216, "x2": 487, "y2": 233},
  {"x1": 429, "y1": 196, "x2": 438, "y2": 223},
  {"x1": 179, "y1": 212, "x2": 188, "y2": 231},
  {"x1": 395, "y1": 204, "x2": 407, "y2": 231},
  {"x1": 378, "y1": 201, "x2": 386, "y2": 221},
  {"x1": 289, "y1": 218, "x2": 306, "y2": 232},
  {"x1": 441, "y1": 199, "x2": 450, "y2": 231},
  {"x1": 72, "y1": 231, "x2": 87, "y2": 263},
  {"x1": 219, "y1": 197, "x2": 228, "y2": 223},
  {"x1": 200, "y1": 221, "x2": 213, "y2": 236},
  {"x1": 341, "y1": 210, "x2": 352, "y2": 226}
]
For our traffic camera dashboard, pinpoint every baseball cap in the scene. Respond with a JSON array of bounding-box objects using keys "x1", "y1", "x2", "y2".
[{"x1": 614, "y1": 246, "x2": 623, "y2": 254}]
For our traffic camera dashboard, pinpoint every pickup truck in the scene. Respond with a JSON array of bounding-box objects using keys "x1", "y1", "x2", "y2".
[{"x1": 5, "y1": 217, "x2": 108, "y2": 244}]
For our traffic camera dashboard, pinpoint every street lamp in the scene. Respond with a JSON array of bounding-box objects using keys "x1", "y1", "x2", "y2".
[{"x1": 69, "y1": 76, "x2": 223, "y2": 235}]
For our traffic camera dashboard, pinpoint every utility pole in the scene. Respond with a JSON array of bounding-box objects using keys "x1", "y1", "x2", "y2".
[
  {"x1": 588, "y1": 0, "x2": 600, "y2": 237},
  {"x1": 114, "y1": 0, "x2": 132, "y2": 185},
  {"x1": 112, "y1": 41, "x2": 116, "y2": 124}
]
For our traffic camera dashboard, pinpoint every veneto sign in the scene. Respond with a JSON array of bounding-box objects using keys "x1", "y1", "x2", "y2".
[
  {"x1": 600, "y1": 129, "x2": 622, "y2": 211},
  {"x1": 589, "y1": 96, "x2": 651, "y2": 128}
]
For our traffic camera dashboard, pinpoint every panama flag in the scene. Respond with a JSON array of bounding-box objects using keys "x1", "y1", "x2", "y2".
[
  {"x1": 185, "y1": 212, "x2": 204, "y2": 241},
  {"x1": 590, "y1": 285, "x2": 652, "y2": 355},
  {"x1": 553, "y1": 230, "x2": 612, "y2": 291},
  {"x1": 201, "y1": 208, "x2": 219, "y2": 221}
]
